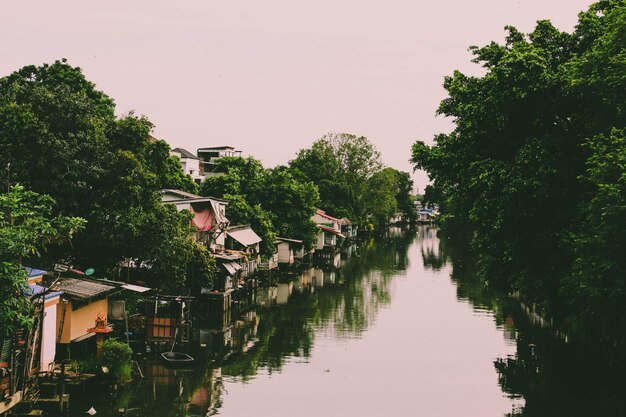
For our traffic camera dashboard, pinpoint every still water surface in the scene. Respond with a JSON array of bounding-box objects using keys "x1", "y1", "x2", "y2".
[{"x1": 70, "y1": 226, "x2": 623, "y2": 417}]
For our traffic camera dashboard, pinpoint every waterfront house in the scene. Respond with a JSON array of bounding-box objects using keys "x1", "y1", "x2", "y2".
[
  {"x1": 311, "y1": 209, "x2": 345, "y2": 251},
  {"x1": 225, "y1": 225, "x2": 262, "y2": 278},
  {"x1": 213, "y1": 253, "x2": 243, "y2": 291},
  {"x1": 48, "y1": 277, "x2": 118, "y2": 352},
  {"x1": 418, "y1": 208, "x2": 436, "y2": 223},
  {"x1": 28, "y1": 284, "x2": 63, "y2": 372},
  {"x1": 389, "y1": 212, "x2": 404, "y2": 224},
  {"x1": 161, "y1": 189, "x2": 230, "y2": 251},
  {"x1": 170, "y1": 148, "x2": 204, "y2": 184},
  {"x1": 339, "y1": 218, "x2": 357, "y2": 239},
  {"x1": 314, "y1": 225, "x2": 345, "y2": 251},
  {"x1": 275, "y1": 237, "x2": 305, "y2": 265},
  {"x1": 0, "y1": 268, "x2": 63, "y2": 415}
]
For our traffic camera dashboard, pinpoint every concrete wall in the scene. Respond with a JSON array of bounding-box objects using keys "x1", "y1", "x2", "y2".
[
  {"x1": 40, "y1": 300, "x2": 59, "y2": 371},
  {"x1": 316, "y1": 230, "x2": 325, "y2": 250},
  {"x1": 57, "y1": 298, "x2": 108, "y2": 344},
  {"x1": 277, "y1": 242, "x2": 294, "y2": 264}
]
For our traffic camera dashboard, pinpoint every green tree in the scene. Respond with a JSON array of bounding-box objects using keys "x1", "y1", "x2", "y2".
[
  {"x1": 0, "y1": 185, "x2": 85, "y2": 335},
  {"x1": 362, "y1": 168, "x2": 399, "y2": 226},
  {"x1": 289, "y1": 133, "x2": 383, "y2": 223},
  {"x1": 253, "y1": 167, "x2": 319, "y2": 247},
  {"x1": 411, "y1": 0, "x2": 626, "y2": 357},
  {"x1": 391, "y1": 169, "x2": 417, "y2": 223},
  {"x1": 0, "y1": 60, "x2": 209, "y2": 293}
]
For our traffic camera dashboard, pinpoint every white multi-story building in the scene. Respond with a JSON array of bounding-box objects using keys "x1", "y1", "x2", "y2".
[
  {"x1": 170, "y1": 148, "x2": 204, "y2": 184},
  {"x1": 197, "y1": 146, "x2": 242, "y2": 174}
]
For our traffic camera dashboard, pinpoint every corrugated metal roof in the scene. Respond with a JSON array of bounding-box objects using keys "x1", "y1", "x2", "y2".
[
  {"x1": 52, "y1": 278, "x2": 117, "y2": 300},
  {"x1": 221, "y1": 262, "x2": 242, "y2": 275},
  {"x1": 227, "y1": 226, "x2": 262, "y2": 247}
]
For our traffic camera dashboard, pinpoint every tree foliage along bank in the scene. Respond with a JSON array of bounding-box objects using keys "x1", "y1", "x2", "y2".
[
  {"x1": 1, "y1": 185, "x2": 85, "y2": 335},
  {"x1": 411, "y1": 1, "x2": 626, "y2": 361},
  {"x1": 0, "y1": 60, "x2": 215, "y2": 294},
  {"x1": 289, "y1": 133, "x2": 418, "y2": 226}
]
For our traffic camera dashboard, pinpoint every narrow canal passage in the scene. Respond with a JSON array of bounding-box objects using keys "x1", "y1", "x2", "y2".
[{"x1": 72, "y1": 225, "x2": 623, "y2": 417}]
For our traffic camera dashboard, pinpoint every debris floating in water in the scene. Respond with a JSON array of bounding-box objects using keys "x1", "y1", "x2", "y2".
[{"x1": 86, "y1": 407, "x2": 97, "y2": 415}]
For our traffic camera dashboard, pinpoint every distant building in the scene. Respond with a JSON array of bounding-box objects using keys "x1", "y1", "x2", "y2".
[
  {"x1": 197, "y1": 146, "x2": 242, "y2": 174},
  {"x1": 170, "y1": 148, "x2": 204, "y2": 184}
]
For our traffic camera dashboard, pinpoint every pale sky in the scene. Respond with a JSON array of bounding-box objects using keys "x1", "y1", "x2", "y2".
[{"x1": 1, "y1": 0, "x2": 592, "y2": 192}]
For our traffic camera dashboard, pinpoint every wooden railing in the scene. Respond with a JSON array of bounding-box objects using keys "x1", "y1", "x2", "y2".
[{"x1": 259, "y1": 254, "x2": 279, "y2": 270}]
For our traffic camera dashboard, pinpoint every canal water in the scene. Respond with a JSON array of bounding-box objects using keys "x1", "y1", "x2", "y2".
[{"x1": 69, "y1": 226, "x2": 624, "y2": 417}]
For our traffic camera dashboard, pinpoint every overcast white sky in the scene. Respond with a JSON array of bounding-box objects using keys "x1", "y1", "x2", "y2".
[{"x1": 1, "y1": 0, "x2": 592, "y2": 192}]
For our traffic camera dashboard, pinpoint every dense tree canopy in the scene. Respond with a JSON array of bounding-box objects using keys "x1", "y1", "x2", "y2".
[
  {"x1": 0, "y1": 60, "x2": 212, "y2": 293},
  {"x1": 1, "y1": 185, "x2": 85, "y2": 334},
  {"x1": 290, "y1": 133, "x2": 415, "y2": 226},
  {"x1": 411, "y1": 0, "x2": 626, "y2": 357}
]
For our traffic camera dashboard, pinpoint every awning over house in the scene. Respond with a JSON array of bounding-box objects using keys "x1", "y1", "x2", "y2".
[
  {"x1": 276, "y1": 237, "x2": 303, "y2": 244},
  {"x1": 71, "y1": 332, "x2": 95, "y2": 343},
  {"x1": 318, "y1": 225, "x2": 346, "y2": 238},
  {"x1": 220, "y1": 262, "x2": 242, "y2": 276},
  {"x1": 227, "y1": 226, "x2": 262, "y2": 247},
  {"x1": 121, "y1": 284, "x2": 151, "y2": 293}
]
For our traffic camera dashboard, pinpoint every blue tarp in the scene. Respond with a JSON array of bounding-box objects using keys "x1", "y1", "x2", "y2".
[
  {"x1": 24, "y1": 266, "x2": 47, "y2": 277},
  {"x1": 28, "y1": 284, "x2": 63, "y2": 300}
]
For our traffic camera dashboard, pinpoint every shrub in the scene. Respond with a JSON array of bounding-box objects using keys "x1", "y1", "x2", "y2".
[{"x1": 99, "y1": 338, "x2": 133, "y2": 382}]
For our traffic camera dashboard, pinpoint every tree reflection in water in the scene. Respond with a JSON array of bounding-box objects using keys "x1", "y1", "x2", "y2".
[
  {"x1": 71, "y1": 226, "x2": 625, "y2": 417},
  {"x1": 425, "y1": 227, "x2": 626, "y2": 417},
  {"x1": 223, "y1": 226, "x2": 415, "y2": 381}
]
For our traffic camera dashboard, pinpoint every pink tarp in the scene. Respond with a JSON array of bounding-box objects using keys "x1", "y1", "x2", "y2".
[{"x1": 191, "y1": 204, "x2": 214, "y2": 231}]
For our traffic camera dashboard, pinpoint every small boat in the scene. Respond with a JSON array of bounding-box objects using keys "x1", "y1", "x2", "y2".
[
  {"x1": 161, "y1": 351, "x2": 194, "y2": 365},
  {"x1": 161, "y1": 318, "x2": 194, "y2": 366}
]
